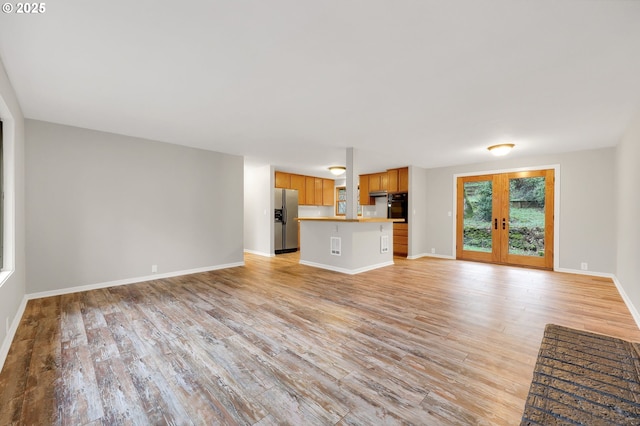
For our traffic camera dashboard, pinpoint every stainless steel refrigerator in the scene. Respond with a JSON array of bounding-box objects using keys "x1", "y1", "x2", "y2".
[{"x1": 274, "y1": 189, "x2": 299, "y2": 254}]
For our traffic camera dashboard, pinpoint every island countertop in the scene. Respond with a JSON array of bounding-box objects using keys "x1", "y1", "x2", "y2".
[{"x1": 296, "y1": 216, "x2": 404, "y2": 223}]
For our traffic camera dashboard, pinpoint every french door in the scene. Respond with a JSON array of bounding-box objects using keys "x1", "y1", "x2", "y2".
[{"x1": 456, "y1": 169, "x2": 554, "y2": 269}]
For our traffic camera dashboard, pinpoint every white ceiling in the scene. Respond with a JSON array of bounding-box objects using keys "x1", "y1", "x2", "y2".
[{"x1": 1, "y1": 0, "x2": 639, "y2": 177}]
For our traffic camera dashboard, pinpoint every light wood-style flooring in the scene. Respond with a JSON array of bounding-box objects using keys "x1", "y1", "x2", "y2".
[{"x1": 1, "y1": 253, "x2": 639, "y2": 425}]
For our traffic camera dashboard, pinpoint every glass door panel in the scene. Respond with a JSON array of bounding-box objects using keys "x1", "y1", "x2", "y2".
[
  {"x1": 456, "y1": 175, "x2": 497, "y2": 263},
  {"x1": 502, "y1": 170, "x2": 554, "y2": 269},
  {"x1": 463, "y1": 180, "x2": 493, "y2": 253},
  {"x1": 508, "y1": 176, "x2": 546, "y2": 257}
]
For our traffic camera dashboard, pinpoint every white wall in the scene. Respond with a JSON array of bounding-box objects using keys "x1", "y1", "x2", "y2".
[
  {"x1": 299, "y1": 220, "x2": 393, "y2": 274},
  {"x1": 25, "y1": 120, "x2": 244, "y2": 294},
  {"x1": 243, "y1": 161, "x2": 273, "y2": 256},
  {"x1": 0, "y1": 58, "x2": 26, "y2": 369},
  {"x1": 421, "y1": 164, "x2": 455, "y2": 258},
  {"x1": 408, "y1": 166, "x2": 429, "y2": 258},
  {"x1": 419, "y1": 148, "x2": 617, "y2": 273},
  {"x1": 616, "y1": 113, "x2": 640, "y2": 322},
  {"x1": 362, "y1": 196, "x2": 388, "y2": 218}
]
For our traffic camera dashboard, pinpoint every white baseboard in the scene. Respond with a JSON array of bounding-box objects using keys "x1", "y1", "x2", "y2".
[
  {"x1": 243, "y1": 249, "x2": 274, "y2": 257},
  {"x1": 555, "y1": 267, "x2": 640, "y2": 330},
  {"x1": 554, "y1": 267, "x2": 614, "y2": 278},
  {"x1": 299, "y1": 260, "x2": 394, "y2": 275},
  {"x1": 0, "y1": 294, "x2": 28, "y2": 372},
  {"x1": 27, "y1": 262, "x2": 245, "y2": 300},
  {"x1": 612, "y1": 275, "x2": 640, "y2": 329},
  {"x1": 407, "y1": 253, "x2": 456, "y2": 260}
]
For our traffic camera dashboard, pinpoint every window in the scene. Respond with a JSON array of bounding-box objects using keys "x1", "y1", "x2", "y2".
[
  {"x1": 0, "y1": 98, "x2": 15, "y2": 283},
  {"x1": 0, "y1": 120, "x2": 3, "y2": 270},
  {"x1": 335, "y1": 186, "x2": 362, "y2": 216},
  {"x1": 335, "y1": 186, "x2": 346, "y2": 215}
]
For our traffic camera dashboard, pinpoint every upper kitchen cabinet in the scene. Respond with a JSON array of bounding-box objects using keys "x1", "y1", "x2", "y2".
[
  {"x1": 322, "y1": 179, "x2": 334, "y2": 206},
  {"x1": 368, "y1": 172, "x2": 387, "y2": 192},
  {"x1": 305, "y1": 176, "x2": 316, "y2": 205},
  {"x1": 387, "y1": 169, "x2": 398, "y2": 192},
  {"x1": 290, "y1": 174, "x2": 306, "y2": 205},
  {"x1": 360, "y1": 167, "x2": 409, "y2": 205},
  {"x1": 358, "y1": 174, "x2": 373, "y2": 205},
  {"x1": 380, "y1": 172, "x2": 388, "y2": 191},
  {"x1": 398, "y1": 167, "x2": 409, "y2": 192},
  {"x1": 314, "y1": 178, "x2": 324, "y2": 205},
  {"x1": 275, "y1": 171, "x2": 291, "y2": 189},
  {"x1": 387, "y1": 167, "x2": 409, "y2": 193},
  {"x1": 275, "y1": 171, "x2": 308, "y2": 205},
  {"x1": 277, "y1": 173, "x2": 332, "y2": 206}
]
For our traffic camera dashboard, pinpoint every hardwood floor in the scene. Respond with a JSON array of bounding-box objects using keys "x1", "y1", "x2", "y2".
[{"x1": 1, "y1": 253, "x2": 639, "y2": 425}]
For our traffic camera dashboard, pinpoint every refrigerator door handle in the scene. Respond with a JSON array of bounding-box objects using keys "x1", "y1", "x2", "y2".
[{"x1": 282, "y1": 206, "x2": 287, "y2": 225}]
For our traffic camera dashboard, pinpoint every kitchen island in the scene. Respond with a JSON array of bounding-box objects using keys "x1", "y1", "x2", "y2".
[{"x1": 297, "y1": 217, "x2": 401, "y2": 274}]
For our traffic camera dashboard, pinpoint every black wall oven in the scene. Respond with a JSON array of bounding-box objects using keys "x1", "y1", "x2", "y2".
[{"x1": 388, "y1": 192, "x2": 408, "y2": 222}]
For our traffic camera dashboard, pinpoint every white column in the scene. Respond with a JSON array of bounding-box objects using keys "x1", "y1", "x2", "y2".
[{"x1": 345, "y1": 148, "x2": 358, "y2": 219}]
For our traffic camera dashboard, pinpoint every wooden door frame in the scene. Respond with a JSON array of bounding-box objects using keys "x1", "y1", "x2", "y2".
[{"x1": 452, "y1": 164, "x2": 561, "y2": 271}]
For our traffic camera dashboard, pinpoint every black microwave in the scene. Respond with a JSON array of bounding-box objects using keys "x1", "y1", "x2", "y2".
[{"x1": 388, "y1": 193, "x2": 408, "y2": 223}]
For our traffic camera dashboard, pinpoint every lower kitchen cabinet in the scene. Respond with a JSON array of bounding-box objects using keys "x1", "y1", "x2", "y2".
[{"x1": 394, "y1": 223, "x2": 408, "y2": 256}]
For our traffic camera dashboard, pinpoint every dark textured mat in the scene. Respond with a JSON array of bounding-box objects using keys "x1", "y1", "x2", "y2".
[{"x1": 521, "y1": 324, "x2": 640, "y2": 425}]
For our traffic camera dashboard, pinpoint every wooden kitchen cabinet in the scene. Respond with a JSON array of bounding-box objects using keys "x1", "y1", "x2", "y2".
[
  {"x1": 275, "y1": 171, "x2": 290, "y2": 189},
  {"x1": 303, "y1": 176, "x2": 335, "y2": 206},
  {"x1": 322, "y1": 179, "x2": 334, "y2": 206},
  {"x1": 368, "y1": 173, "x2": 379, "y2": 192},
  {"x1": 379, "y1": 172, "x2": 388, "y2": 191},
  {"x1": 393, "y1": 223, "x2": 408, "y2": 256},
  {"x1": 359, "y1": 174, "x2": 373, "y2": 205},
  {"x1": 369, "y1": 172, "x2": 388, "y2": 192},
  {"x1": 290, "y1": 174, "x2": 305, "y2": 205},
  {"x1": 305, "y1": 176, "x2": 316, "y2": 205},
  {"x1": 272, "y1": 171, "x2": 334, "y2": 206},
  {"x1": 387, "y1": 169, "x2": 398, "y2": 192},
  {"x1": 398, "y1": 167, "x2": 409, "y2": 192},
  {"x1": 387, "y1": 167, "x2": 408, "y2": 193},
  {"x1": 314, "y1": 178, "x2": 323, "y2": 205},
  {"x1": 358, "y1": 166, "x2": 409, "y2": 205}
]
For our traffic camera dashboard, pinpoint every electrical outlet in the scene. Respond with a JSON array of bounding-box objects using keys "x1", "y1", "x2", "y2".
[
  {"x1": 380, "y1": 235, "x2": 389, "y2": 253},
  {"x1": 152, "y1": 264, "x2": 158, "y2": 273},
  {"x1": 330, "y1": 237, "x2": 341, "y2": 256},
  {"x1": 580, "y1": 262, "x2": 588, "y2": 271},
  {"x1": 431, "y1": 248, "x2": 435, "y2": 254}
]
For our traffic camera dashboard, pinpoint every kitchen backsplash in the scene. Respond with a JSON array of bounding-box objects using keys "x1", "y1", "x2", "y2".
[
  {"x1": 362, "y1": 196, "x2": 388, "y2": 217},
  {"x1": 299, "y1": 196, "x2": 387, "y2": 218},
  {"x1": 298, "y1": 205, "x2": 334, "y2": 217}
]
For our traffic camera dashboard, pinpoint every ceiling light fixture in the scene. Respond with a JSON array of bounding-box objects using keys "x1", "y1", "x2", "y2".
[
  {"x1": 487, "y1": 143, "x2": 515, "y2": 156},
  {"x1": 328, "y1": 166, "x2": 346, "y2": 176}
]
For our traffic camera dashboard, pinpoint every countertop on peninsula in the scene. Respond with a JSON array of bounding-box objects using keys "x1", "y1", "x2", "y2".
[{"x1": 296, "y1": 217, "x2": 404, "y2": 223}]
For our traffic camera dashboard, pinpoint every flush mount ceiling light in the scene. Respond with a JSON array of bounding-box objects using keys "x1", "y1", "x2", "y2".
[
  {"x1": 487, "y1": 143, "x2": 515, "y2": 156},
  {"x1": 328, "y1": 166, "x2": 346, "y2": 176}
]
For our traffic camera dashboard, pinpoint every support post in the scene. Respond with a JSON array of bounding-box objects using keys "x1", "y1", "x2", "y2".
[{"x1": 346, "y1": 148, "x2": 358, "y2": 220}]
